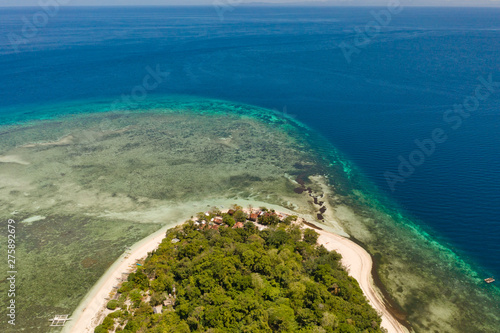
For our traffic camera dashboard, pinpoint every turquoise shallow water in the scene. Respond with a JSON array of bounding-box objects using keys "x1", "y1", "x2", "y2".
[
  {"x1": 1, "y1": 5, "x2": 500, "y2": 331},
  {"x1": 1, "y1": 96, "x2": 499, "y2": 332},
  {"x1": 1, "y1": 7, "x2": 499, "y2": 281}
]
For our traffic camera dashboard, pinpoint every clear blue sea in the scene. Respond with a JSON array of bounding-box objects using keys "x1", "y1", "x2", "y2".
[{"x1": 0, "y1": 4, "x2": 499, "y2": 293}]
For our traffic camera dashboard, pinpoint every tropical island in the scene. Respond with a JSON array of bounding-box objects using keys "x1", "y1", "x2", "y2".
[
  {"x1": 1, "y1": 98, "x2": 499, "y2": 333},
  {"x1": 92, "y1": 206, "x2": 384, "y2": 333}
]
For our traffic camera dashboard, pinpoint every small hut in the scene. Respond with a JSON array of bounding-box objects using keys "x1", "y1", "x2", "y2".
[{"x1": 233, "y1": 222, "x2": 244, "y2": 229}]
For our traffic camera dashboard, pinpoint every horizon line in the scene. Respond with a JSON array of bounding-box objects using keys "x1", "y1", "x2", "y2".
[{"x1": 1, "y1": 4, "x2": 500, "y2": 7}]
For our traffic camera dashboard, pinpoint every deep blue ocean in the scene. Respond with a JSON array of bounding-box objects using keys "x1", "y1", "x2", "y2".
[{"x1": 0, "y1": 6, "x2": 499, "y2": 280}]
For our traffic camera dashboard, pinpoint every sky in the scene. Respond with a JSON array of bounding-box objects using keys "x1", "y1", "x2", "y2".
[{"x1": 1, "y1": 0, "x2": 499, "y2": 6}]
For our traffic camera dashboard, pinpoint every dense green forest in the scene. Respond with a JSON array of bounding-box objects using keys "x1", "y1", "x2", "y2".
[{"x1": 95, "y1": 208, "x2": 383, "y2": 333}]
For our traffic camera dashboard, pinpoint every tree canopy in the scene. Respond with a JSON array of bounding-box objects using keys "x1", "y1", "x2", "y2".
[{"x1": 95, "y1": 211, "x2": 383, "y2": 333}]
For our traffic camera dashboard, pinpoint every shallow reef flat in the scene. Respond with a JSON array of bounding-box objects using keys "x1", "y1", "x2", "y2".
[
  {"x1": 0, "y1": 97, "x2": 498, "y2": 333},
  {"x1": 0, "y1": 101, "x2": 327, "y2": 332}
]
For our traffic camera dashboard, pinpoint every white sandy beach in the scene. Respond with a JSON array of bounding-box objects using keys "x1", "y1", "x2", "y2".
[
  {"x1": 314, "y1": 228, "x2": 408, "y2": 333},
  {"x1": 63, "y1": 199, "x2": 298, "y2": 333},
  {"x1": 62, "y1": 224, "x2": 175, "y2": 333},
  {"x1": 65, "y1": 207, "x2": 407, "y2": 333}
]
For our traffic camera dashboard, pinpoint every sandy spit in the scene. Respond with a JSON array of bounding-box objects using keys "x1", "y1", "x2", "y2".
[
  {"x1": 62, "y1": 224, "x2": 175, "y2": 333},
  {"x1": 66, "y1": 208, "x2": 408, "y2": 333},
  {"x1": 315, "y1": 228, "x2": 409, "y2": 333}
]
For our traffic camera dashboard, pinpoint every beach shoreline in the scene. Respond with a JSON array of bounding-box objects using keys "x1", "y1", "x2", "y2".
[
  {"x1": 311, "y1": 227, "x2": 409, "y2": 333},
  {"x1": 61, "y1": 222, "x2": 181, "y2": 333},
  {"x1": 66, "y1": 206, "x2": 409, "y2": 333},
  {"x1": 62, "y1": 199, "x2": 306, "y2": 333}
]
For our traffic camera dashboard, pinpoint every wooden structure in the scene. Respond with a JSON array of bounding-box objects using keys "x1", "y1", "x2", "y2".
[
  {"x1": 484, "y1": 277, "x2": 495, "y2": 284},
  {"x1": 49, "y1": 315, "x2": 71, "y2": 326}
]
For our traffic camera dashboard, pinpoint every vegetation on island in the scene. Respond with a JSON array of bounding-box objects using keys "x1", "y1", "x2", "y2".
[{"x1": 95, "y1": 206, "x2": 383, "y2": 333}]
